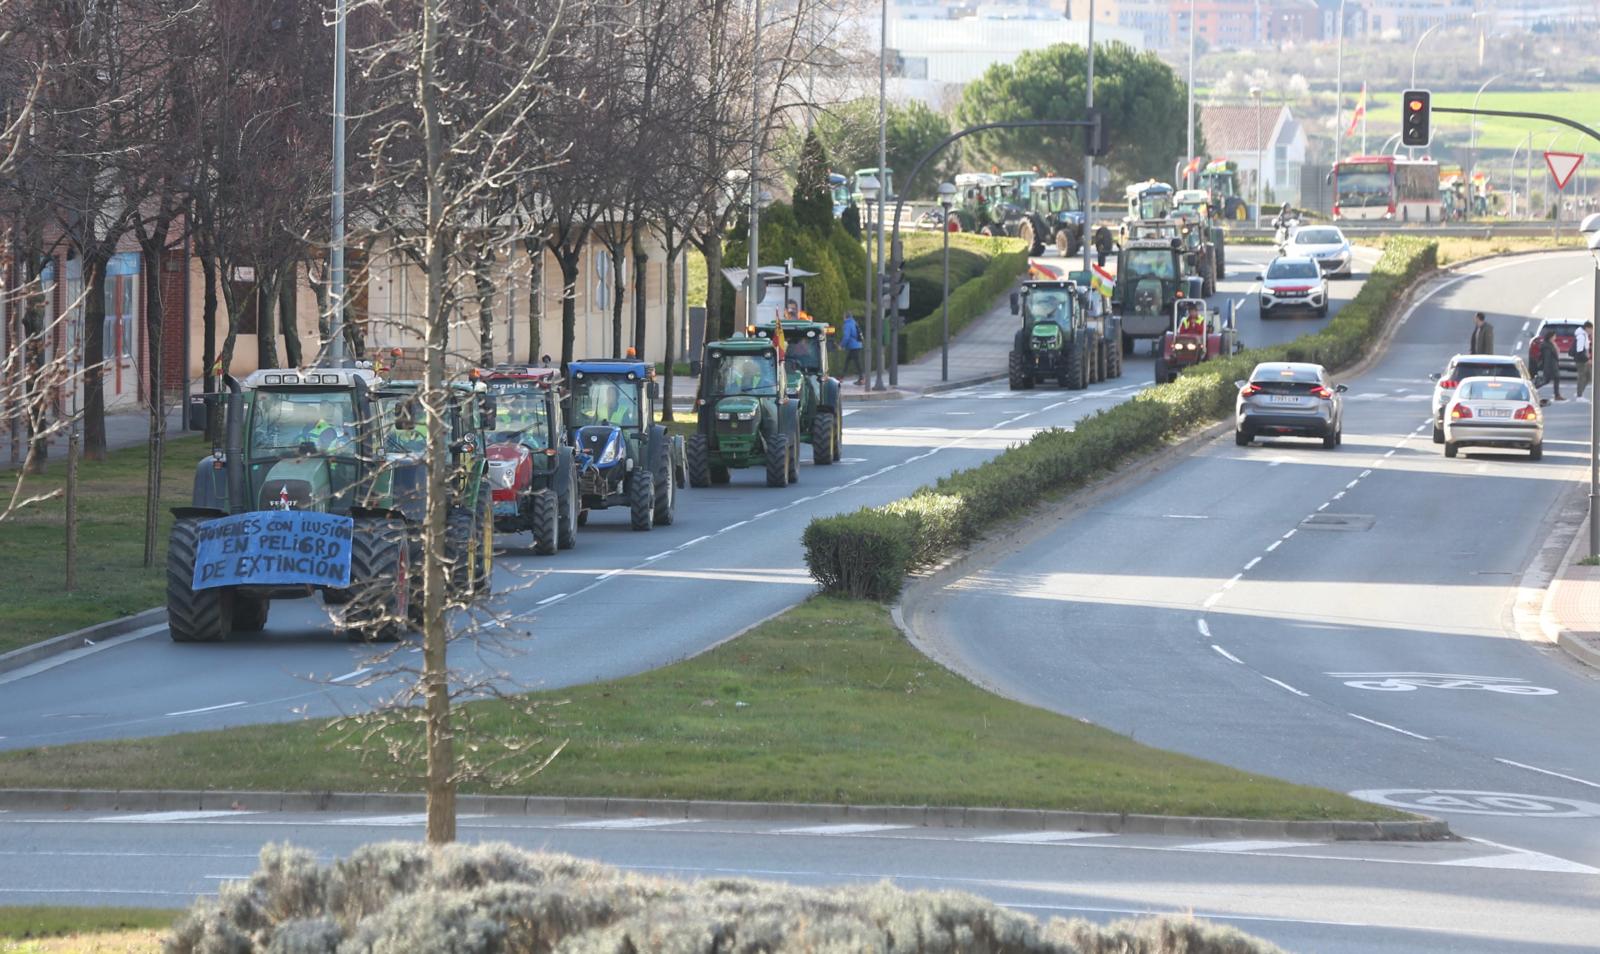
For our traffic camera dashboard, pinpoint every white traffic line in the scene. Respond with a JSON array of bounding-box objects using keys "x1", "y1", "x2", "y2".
[
  {"x1": 1243, "y1": 557, "x2": 1261, "y2": 571},
  {"x1": 1222, "y1": 573, "x2": 1242, "y2": 590},
  {"x1": 974, "y1": 831, "x2": 1115, "y2": 844},
  {"x1": 559, "y1": 818, "x2": 692, "y2": 830},
  {"x1": 1212, "y1": 645, "x2": 1243, "y2": 664},
  {"x1": 1494, "y1": 758, "x2": 1600, "y2": 790},
  {"x1": 165, "y1": 701, "x2": 248, "y2": 718},
  {"x1": 536, "y1": 592, "x2": 568, "y2": 605},
  {"x1": 329, "y1": 668, "x2": 371, "y2": 684},
  {"x1": 1261, "y1": 676, "x2": 1309, "y2": 698},
  {"x1": 1265, "y1": 540, "x2": 1282, "y2": 552},
  {"x1": 1347, "y1": 713, "x2": 1431, "y2": 741},
  {"x1": 1176, "y1": 840, "x2": 1320, "y2": 853},
  {"x1": 90, "y1": 811, "x2": 258, "y2": 824},
  {"x1": 774, "y1": 823, "x2": 909, "y2": 836}
]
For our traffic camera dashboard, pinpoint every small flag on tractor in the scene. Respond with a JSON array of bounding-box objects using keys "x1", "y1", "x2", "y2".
[
  {"x1": 1090, "y1": 262, "x2": 1115, "y2": 300},
  {"x1": 1182, "y1": 156, "x2": 1203, "y2": 178},
  {"x1": 772, "y1": 311, "x2": 785, "y2": 366}
]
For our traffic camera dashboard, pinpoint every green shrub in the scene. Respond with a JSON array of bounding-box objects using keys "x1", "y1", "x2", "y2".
[
  {"x1": 901, "y1": 247, "x2": 1031, "y2": 361},
  {"x1": 802, "y1": 237, "x2": 1438, "y2": 596}
]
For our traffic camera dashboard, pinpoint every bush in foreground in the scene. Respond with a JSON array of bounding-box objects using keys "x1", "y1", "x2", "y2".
[{"x1": 166, "y1": 842, "x2": 1284, "y2": 954}]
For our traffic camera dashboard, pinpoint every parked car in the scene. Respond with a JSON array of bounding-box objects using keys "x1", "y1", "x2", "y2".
[
  {"x1": 1442, "y1": 376, "x2": 1543, "y2": 460},
  {"x1": 1235, "y1": 361, "x2": 1347, "y2": 449},
  {"x1": 1259, "y1": 257, "x2": 1329, "y2": 318},
  {"x1": 1528, "y1": 319, "x2": 1582, "y2": 377},
  {"x1": 1287, "y1": 226, "x2": 1354, "y2": 277},
  {"x1": 1429, "y1": 354, "x2": 1533, "y2": 444}
]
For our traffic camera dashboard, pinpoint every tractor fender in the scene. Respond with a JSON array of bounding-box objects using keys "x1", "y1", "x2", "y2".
[
  {"x1": 552, "y1": 446, "x2": 577, "y2": 497},
  {"x1": 172, "y1": 504, "x2": 228, "y2": 521},
  {"x1": 646, "y1": 423, "x2": 670, "y2": 479},
  {"x1": 188, "y1": 456, "x2": 231, "y2": 513},
  {"x1": 820, "y1": 376, "x2": 842, "y2": 414},
  {"x1": 350, "y1": 504, "x2": 408, "y2": 522},
  {"x1": 1013, "y1": 328, "x2": 1031, "y2": 355}
]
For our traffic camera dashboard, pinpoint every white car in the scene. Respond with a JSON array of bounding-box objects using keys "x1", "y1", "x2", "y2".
[
  {"x1": 1259, "y1": 257, "x2": 1329, "y2": 318},
  {"x1": 1429, "y1": 354, "x2": 1533, "y2": 444},
  {"x1": 1443, "y1": 376, "x2": 1543, "y2": 460},
  {"x1": 1287, "y1": 225, "x2": 1354, "y2": 277}
]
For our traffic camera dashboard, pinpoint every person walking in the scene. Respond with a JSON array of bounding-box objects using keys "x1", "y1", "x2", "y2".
[
  {"x1": 1539, "y1": 327, "x2": 1564, "y2": 402},
  {"x1": 1469, "y1": 312, "x2": 1495, "y2": 355},
  {"x1": 1093, "y1": 225, "x2": 1114, "y2": 267},
  {"x1": 840, "y1": 312, "x2": 865, "y2": 385},
  {"x1": 1576, "y1": 321, "x2": 1592, "y2": 401}
]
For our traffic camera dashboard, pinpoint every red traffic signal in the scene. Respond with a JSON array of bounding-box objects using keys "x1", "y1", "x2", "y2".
[{"x1": 1401, "y1": 89, "x2": 1431, "y2": 148}]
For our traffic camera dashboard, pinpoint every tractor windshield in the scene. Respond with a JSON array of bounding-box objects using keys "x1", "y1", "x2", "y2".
[
  {"x1": 251, "y1": 389, "x2": 359, "y2": 456},
  {"x1": 711, "y1": 353, "x2": 779, "y2": 397},
  {"x1": 1135, "y1": 193, "x2": 1171, "y2": 220},
  {"x1": 1201, "y1": 172, "x2": 1237, "y2": 197},
  {"x1": 782, "y1": 333, "x2": 824, "y2": 376},
  {"x1": 1027, "y1": 290, "x2": 1072, "y2": 322},
  {"x1": 1046, "y1": 186, "x2": 1079, "y2": 214},
  {"x1": 488, "y1": 390, "x2": 551, "y2": 448},
  {"x1": 376, "y1": 393, "x2": 429, "y2": 454},
  {"x1": 1124, "y1": 249, "x2": 1177, "y2": 281},
  {"x1": 572, "y1": 376, "x2": 641, "y2": 429}
]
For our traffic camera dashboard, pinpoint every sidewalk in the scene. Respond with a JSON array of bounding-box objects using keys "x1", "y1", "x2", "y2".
[
  {"x1": 841, "y1": 276, "x2": 1025, "y2": 398},
  {"x1": 2, "y1": 405, "x2": 187, "y2": 470},
  {"x1": 1544, "y1": 529, "x2": 1600, "y2": 671}
]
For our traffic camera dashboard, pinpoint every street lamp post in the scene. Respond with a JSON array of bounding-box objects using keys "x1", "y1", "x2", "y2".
[
  {"x1": 746, "y1": 0, "x2": 764, "y2": 335},
  {"x1": 1250, "y1": 86, "x2": 1263, "y2": 227},
  {"x1": 1583, "y1": 212, "x2": 1600, "y2": 558},
  {"x1": 1333, "y1": 0, "x2": 1346, "y2": 169},
  {"x1": 873, "y1": 0, "x2": 888, "y2": 392},
  {"x1": 327, "y1": 0, "x2": 348, "y2": 365},
  {"x1": 938, "y1": 182, "x2": 956, "y2": 382},
  {"x1": 1185, "y1": 0, "x2": 1195, "y2": 188},
  {"x1": 859, "y1": 174, "x2": 880, "y2": 387}
]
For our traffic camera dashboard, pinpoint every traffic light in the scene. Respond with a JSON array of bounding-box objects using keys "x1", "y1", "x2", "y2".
[
  {"x1": 1401, "y1": 90, "x2": 1431, "y2": 148},
  {"x1": 1085, "y1": 107, "x2": 1107, "y2": 157}
]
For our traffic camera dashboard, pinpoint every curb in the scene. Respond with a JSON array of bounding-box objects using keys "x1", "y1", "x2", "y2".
[
  {"x1": 916, "y1": 371, "x2": 1009, "y2": 395},
  {"x1": 1536, "y1": 516, "x2": 1600, "y2": 673},
  {"x1": 0, "y1": 608, "x2": 164, "y2": 677},
  {"x1": 0, "y1": 788, "x2": 1450, "y2": 841}
]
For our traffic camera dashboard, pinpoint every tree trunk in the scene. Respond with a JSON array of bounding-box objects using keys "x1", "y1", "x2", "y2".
[
  {"x1": 632, "y1": 229, "x2": 648, "y2": 360},
  {"x1": 523, "y1": 238, "x2": 542, "y2": 364},
  {"x1": 218, "y1": 267, "x2": 242, "y2": 390},
  {"x1": 20, "y1": 250, "x2": 49, "y2": 473},
  {"x1": 280, "y1": 265, "x2": 302, "y2": 368},
  {"x1": 609, "y1": 239, "x2": 625, "y2": 359},
  {"x1": 82, "y1": 251, "x2": 110, "y2": 461},
  {"x1": 702, "y1": 234, "x2": 725, "y2": 341},
  {"x1": 473, "y1": 247, "x2": 497, "y2": 367},
  {"x1": 141, "y1": 245, "x2": 166, "y2": 568},
  {"x1": 661, "y1": 227, "x2": 677, "y2": 422},
  {"x1": 200, "y1": 249, "x2": 218, "y2": 396},
  {"x1": 255, "y1": 271, "x2": 280, "y2": 370},
  {"x1": 555, "y1": 244, "x2": 580, "y2": 370}
]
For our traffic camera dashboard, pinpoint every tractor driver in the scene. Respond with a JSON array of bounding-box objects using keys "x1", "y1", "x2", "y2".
[
  {"x1": 494, "y1": 393, "x2": 547, "y2": 447},
  {"x1": 1029, "y1": 291, "x2": 1067, "y2": 322},
  {"x1": 388, "y1": 398, "x2": 429, "y2": 454},
  {"x1": 593, "y1": 380, "x2": 639, "y2": 428},
  {"x1": 1177, "y1": 301, "x2": 1207, "y2": 337},
  {"x1": 785, "y1": 334, "x2": 818, "y2": 374}
]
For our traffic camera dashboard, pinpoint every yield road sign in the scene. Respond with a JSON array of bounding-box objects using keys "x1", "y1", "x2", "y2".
[{"x1": 1545, "y1": 151, "x2": 1584, "y2": 189}]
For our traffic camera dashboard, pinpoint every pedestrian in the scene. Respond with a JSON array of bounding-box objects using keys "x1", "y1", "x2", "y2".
[
  {"x1": 1468, "y1": 312, "x2": 1495, "y2": 355},
  {"x1": 840, "y1": 312, "x2": 865, "y2": 385},
  {"x1": 1093, "y1": 225, "x2": 1114, "y2": 267},
  {"x1": 540, "y1": 353, "x2": 553, "y2": 368},
  {"x1": 1539, "y1": 327, "x2": 1564, "y2": 402},
  {"x1": 1577, "y1": 320, "x2": 1593, "y2": 401}
]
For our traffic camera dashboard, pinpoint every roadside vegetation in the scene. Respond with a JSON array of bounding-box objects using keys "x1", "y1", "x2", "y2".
[
  {"x1": 0, "y1": 906, "x2": 170, "y2": 954},
  {"x1": 0, "y1": 596, "x2": 1401, "y2": 821},
  {"x1": 0, "y1": 436, "x2": 208, "y2": 657}
]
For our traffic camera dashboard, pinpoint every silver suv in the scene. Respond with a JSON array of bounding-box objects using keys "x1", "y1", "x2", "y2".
[{"x1": 1235, "y1": 362, "x2": 1347, "y2": 449}]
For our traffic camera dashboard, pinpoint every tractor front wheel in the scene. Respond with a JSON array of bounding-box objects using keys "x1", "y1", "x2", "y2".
[
  {"x1": 654, "y1": 466, "x2": 677, "y2": 525},
  {"x1": 343, "y1": 518, "x2": 410, "y2": 643},
  {"x1": 233, "y1": 597, "x2": 269, "y2": 633},
  {"x1": 1008, "y1": 350, "x2": 1031, "y2": 391},
  {"x1": 167, "y1": 517, "x2": 233, "y2": 643},
  {"x1": 628, "y1": 469, "x2": 655, "y2": 531},
  {"x1": 686, "y1": 434, "x2": 712, "y2": 488},
  {"x1": 813, "y1": 411, "x2": 837, "y2": 465},
  {"x1": 766, "y1": 434, "x2": 790, "y2": 488},
  {"x1": 1154, "y1": 356, "x2": 1169, "y2": 385},
  {"x1": 1065, "y1": 340, "x2": 1086, "y2": 390},
  {"x1": 531, "y1": 488, "x2": 558, "y2": 555},
  {"x1": 557, "y1": 474, "x2": 579, "y2": 550}
]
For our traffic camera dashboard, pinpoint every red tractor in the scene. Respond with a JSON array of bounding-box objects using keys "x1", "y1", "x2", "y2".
[
  {"x1": 1154, "y1": 298, "x2": 1240, "y2": 384},
  {"x1": 478, "y1": 366, "x2": 581, "y2": 555}
]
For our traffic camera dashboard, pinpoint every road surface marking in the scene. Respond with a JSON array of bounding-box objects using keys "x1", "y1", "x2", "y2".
[
  {"x1": 329, "y1": 668, "x2": 371, "y2": 684},
  {"x1": 1331, "y1": 491, "x2": 1345, "y2": 500},
  {"x1": 1042, "y1": 402, "x2": 1067, "y2": 411},
  {"x1": 1347, "y1": 713, "x2": 1431, "y2": 740},
  {"x1": 91, "y1": 811, "x2": 259, "y2": 824},
  {"x1": 1316, "y1": 502, "x2": 1329, "y2": 512},
  {"x1": 1222, "y1": 573, "x2": 1242, "y2": 590},
  {"x1": 1359, "y1": 469, "x2": 1372, "y2": 478},
  {"x1": 1164, "y1": 514, "x2": 1208, "y2": 519},
  {"x1": 1352, "y1": 789, "x2": 1600, "y2": 818},
  {"x1": 1212, "y1": 645, "x2": 1243, "y2": 664},
  {"x1": 1196, "y1": 619, "x2": 1211, "y2": 638},
  {"x1": 1243, "y1": 557, "x2": 1261, "y2": 571},
  {"x1": 720, "y1": 521, "x2": 748, "y2": 532},
  {"x1": 1385, "y1": 449, "x2": 1396, "y2": 457},
  {"x1": 754, "y1": 509, "x2": 779, "y2": 518},
  {"x1": 1202, "y1": 592, "x2": 1223, "y2": 608},
  {"x1": 560, "y1": 818, "x2": 692, "y2": 829},
  {"x1": 1440, "y1": 851, "x2": 1600, "y2": 874},
  {"x1": 644, "y1": 551, "x2": 673, "y2": 562},
  {"x1": 536, "y1": 592, "x2": 568, "y2": 605},
  {"x1": 974, "y1": 831, "x2": 1115, "y2": 844},
  {"x1": 1281, "y1": 529, "x2": 1296, "y2": 540},
  {"x1": 774, "y1": 823, "x2": 909, "y2": 836},
  {"x1": 1261, "y1": 676, "x2": 1308, "y2": 697},
  {"x1": 1175, "y1": 840, "x2": 1320, "y2": 853},
  {"x1": 1345, "y1": 479, "x2": 1360, "y2": 489},
  {"x1": 1265, "y1": 540, "x2": 1282, "y2": 552},
  {"x1": 840, "y1": 409, "x2": 858, "y2": 416},
  {"x1": 165, "y1": 701, "x2": 247, "y2": 717},
  {"x1": 596, "y1": 570, "x2": 622, "y2": 581},
  {"x1": 680, "y1": 535, "x2": 712, "y2": 548},
  {"x1": 1494, "y1": 758, "x2": 1600, "y2": 790}
]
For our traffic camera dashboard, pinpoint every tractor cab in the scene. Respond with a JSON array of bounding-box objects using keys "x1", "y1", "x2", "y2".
[
  {"x1": 950, "y1": 172, "x2": 1007, "y2": 233},
  {"x1": 853, "y1": 166, "x2": 893, "y2": 206},
  {"x1": 688, "y1": 337, "x2": 806, "y2": 487},
  {"x1": 828, "y1": 172, "x2": 851, "y2": 217},
  {"x1": 1125, "y1": 181, "x2": 1175, "y2": 222},
  {"x1": 1114, "y1": 238, "x2": 1189, "y2": 346},
  {"x1": 1199, "y1": 159, "x2": 1249, "y2": 220},
  {"x1": 1002, "y1": 170, "x2": 1037, "y2": 203},
  {"x1": 1174, "y1": 188, "x2": 1211, "y2": 222},
  {"x1": 753, "y1": 320, "x2": 832, "y2": 383},
  {"x1": 1018, "y1": 177, "x2": 1084, "y2": 256}
]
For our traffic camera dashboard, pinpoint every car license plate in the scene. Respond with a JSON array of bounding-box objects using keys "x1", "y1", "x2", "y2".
[
  {"x1": 1268, "y1": 395, "x2": 1300, "y2": 405},
  {"x1": 1481, "y1": 408, "x2": 1512, "y2": 418}
]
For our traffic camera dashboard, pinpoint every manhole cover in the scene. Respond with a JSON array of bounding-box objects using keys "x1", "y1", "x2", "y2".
[{"x1": 1299, "y1": 513, "x2": 1375, "y2": 531}]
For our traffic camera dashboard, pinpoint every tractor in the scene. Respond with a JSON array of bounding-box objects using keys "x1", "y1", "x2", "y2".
[
  {"x1": 948, "y1": 172, "x2": 1014, "y2": 234},
  {"x1": 686, "y1": 337, "x2": 803, "y2": 488},
  {"x1": 1113, "y1": 237, "x2": 1193, "y2": 353},
  {"x1": 477, "y1": 365, "x2": 580, "y2": 555},
  {"x1": 751, "y1": 319, "x2": 844, "y2": 465},
  {"x1": 1198, "y1": 159, "x2": 1250, "y2": 221},
  {"x1": 1174, "y1": 187, "x2": 1228, "y2": 282},
  {"x1": 1122, "y1": 180, "x2": 1175, "y2": 238},
  {"x1": 828, "y1": 172, "x2": 851, "y2": 218},
  {"x1": 566, "y1": 360, "x2": 686, "y2": 531},
  {"x1": 168, "y1": 367, "x2": 489, "y2": 643},
  {"x1": 1153, "y1": 298, "x2": 1241, "y2": 384},
  {"x1": 1017, "y1": 177, "x2": 1085, "y2": 257},
  {"x1": 1008, "y1": 279, "x2": 1119, "y2": 390},
  {"x1": 1001, "y1": 170, "x2": 1037, "y2": 205}
]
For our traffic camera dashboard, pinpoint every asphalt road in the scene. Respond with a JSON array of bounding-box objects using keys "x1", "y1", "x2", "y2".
[
  {"x1": 0, "y1": 244, "x2": 1348, "y2": 751},
  {"x1": 909, "y1": 251, "x2": 1600, "y2": 885},
  {"x1": 1, "y1": 807, "x2": 1595, "y2": 953}
]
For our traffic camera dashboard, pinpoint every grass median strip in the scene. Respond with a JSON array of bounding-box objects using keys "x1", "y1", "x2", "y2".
[
  {"x1": 0, "y1": 596, "x2": 1403, "y2": 822},
  {"x1": 0, "y1": 906, "x2": 171, "y2": 952}
]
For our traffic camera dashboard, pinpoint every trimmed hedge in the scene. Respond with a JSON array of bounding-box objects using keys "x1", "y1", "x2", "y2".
[
  {"x1": 805, "y1": 237, "x2": 1438, "y2": 598},
  {"x1": 901, "y1": 246, "x2": 1032, "y2": 362}
]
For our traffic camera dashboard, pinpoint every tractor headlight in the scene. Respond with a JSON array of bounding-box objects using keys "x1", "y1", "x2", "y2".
[
  {"x1": 598, "y1": 436, "x2": 622, "y2": 465},
  {"x1": 488, "y1": 462, "x2": 518, "y2": 489}
]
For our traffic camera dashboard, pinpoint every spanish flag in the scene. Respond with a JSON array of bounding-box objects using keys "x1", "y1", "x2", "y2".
[
  {"x1": 1344, "y1": 83, "x2": 1367, "y2": 138},
  {"x1": 1182, "y1": 156, "x2": 1203, "y2": 178}
]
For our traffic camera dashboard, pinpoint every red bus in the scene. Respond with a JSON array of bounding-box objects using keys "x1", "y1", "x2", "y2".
[{"x1": 1333, "y1": 156, "x2": 1442, "y2": 223}]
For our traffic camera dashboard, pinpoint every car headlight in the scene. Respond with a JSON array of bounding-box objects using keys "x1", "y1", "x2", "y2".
[{"x1": 598, "y1": 437, "x2": 621, "y2": 464}]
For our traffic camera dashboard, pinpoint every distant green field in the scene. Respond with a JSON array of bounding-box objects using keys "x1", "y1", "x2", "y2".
[{"x1": 1420, "y1": 89, "x2": 1600, "y2": 153}]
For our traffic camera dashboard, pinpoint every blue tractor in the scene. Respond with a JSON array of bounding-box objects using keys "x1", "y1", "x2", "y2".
[{"x1": 566, "y1": 360, "x2": 687, "y2": 531}]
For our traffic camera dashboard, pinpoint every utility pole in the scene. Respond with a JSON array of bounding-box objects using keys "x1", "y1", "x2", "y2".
[
  {"x1": 746, "y1": 0, "x2": 763, "y2": 334},
  {"x1": 1082, "y1": 0, "x2": 1095, "y2": 277},
  {"x1": 873, "y1": 0, "x2": 887, "y2": 390},
  {"x1": 327, "y1": 0, "x2": 348, "y2": 365}
]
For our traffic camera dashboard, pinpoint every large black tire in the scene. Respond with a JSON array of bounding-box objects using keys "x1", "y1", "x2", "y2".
[
  {"x1": 1444, "y1": 442, "x2": 1459, "y2": 459},
  {"x1": 1020, "y1": 219, "x2": 1045, "y2": 257},
  {"x1": 1432, "y1": 420, "x2": 1444, "y2": 445},
  {"x1": 1235, "y1": 430, "x2": 1252, "y2": 447},
  {"x1": 1530, "y1": 442, "x2": 1544, "y2": 461},
  {"x1": 557, "y1": 472, "x2": 578, "y2": 550},
  {"x1": 654, "y1": 465, "x2": 677, "y2": 525},
  {"x1": 686, "y1": 434, "x2": 712, "y2": 488},
  {"x1": 532, "y1": 488, "x2": 559, "y2": 554},
  {"x1": 343, "y1": 518, "x2": 410, "y2": 643},
  {"x1": 1065, "y1": 340, "x2": 1086, "y2": 390},
  {"x1": 1008, "y1": 351, "x2": 1025, "y2": 390},
  {"x1": 766, "y1": 433, "x2": 790, "y2": 488},
  {"x1": 167, "y1": 517, "x2": 233, "y2": 643},
  {"x1": 473, "y1": 490, "x2": 494, "y2": 594},
  {"x1": 1215, "y1": 243, "x2": 1226, "y2": 279},
  {"x1": 628, "y1": 469, "x2": 655, "y2": 531},
  {"x1": 446, "y1": 506, "x2": 476, "y2": 592},
  {"x1": 788, "y1": 429, "x2": 800, "y2": 483},
  {"x1": 1154, "y1": 356, "x2": 1169, "y2": 385},
  {"x1": 1111, "y1": 334, "x2": 1123, "y2": 378},
  {"x1": 233, "y1": 596, "x2": 270, "y2": 633},
  {"x1": 813, "y1": 411, "x2": 836, "y2": 465}
]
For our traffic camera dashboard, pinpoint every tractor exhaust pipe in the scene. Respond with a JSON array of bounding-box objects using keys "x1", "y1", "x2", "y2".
[{"x1": 223, "y1": 374, "x2": 246, "y2": 515}]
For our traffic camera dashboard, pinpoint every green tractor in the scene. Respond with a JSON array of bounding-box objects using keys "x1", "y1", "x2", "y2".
[
  {"x1": 947, "y1": 172, "x2": 1012, "y2": 234},
  {"x1": 686, "y1": 337, "x2": 803, "y2": 488},
  {"x1": 752, "y1": 319, "x2": 844, "y2": 465},
  {"x1": 1174, "y1": 187, "x2": 1228, "y2": 283},
  {"x1": 168, "y1": 368, "x2": 490, "y2": 643},
  {"x1": 1017, "y1": 177, "x2": 1084, "y2": 257},
  {"x1": 1008, "y1": 279, "x2": 1119, "y2": 390},
  {"x1": 1198, "y1": 159, "x2": 1250, "y2": 221},
  {"x1": 1113, "y1": 237, "x2": 1196, "y2": 354}
]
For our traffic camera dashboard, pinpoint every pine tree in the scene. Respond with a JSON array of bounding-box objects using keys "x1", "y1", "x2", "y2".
[{"x1": 793, "y1": 130, "x2": 834, "y2": 233}]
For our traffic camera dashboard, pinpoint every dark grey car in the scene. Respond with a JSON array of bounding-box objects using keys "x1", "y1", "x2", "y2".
[{"x1": 1235, "y1": 361, "x2": 1347, "y2": 449}]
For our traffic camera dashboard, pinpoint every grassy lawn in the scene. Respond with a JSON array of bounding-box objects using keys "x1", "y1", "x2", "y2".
[
  {"x1": 1429, "y1": 89, "x2": 1600, "y2": 153},
  {"x1": 0, "y1": 436, "x2": 207, "y2": 657},
  {"x1": 0, "y1": 907, "x2": 170, "y2": 953},
  {"x1": 1434, "y1": 235, "x2": 1586, "y2": 266},
  {"x1": 0, "y1": 597, "x2": 1405, "y2": 821}
]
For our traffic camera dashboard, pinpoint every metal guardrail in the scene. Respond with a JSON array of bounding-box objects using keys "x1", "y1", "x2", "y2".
[{"x1": 1225, "y1": 223, "x2": 1580, "y2": 239}]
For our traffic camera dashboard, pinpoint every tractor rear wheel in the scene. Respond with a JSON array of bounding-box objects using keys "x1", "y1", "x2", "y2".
[
  {"x1": 813, "y1": 411, "x2": 836, "y2": 465},
  {"x1": 557, "y1": 474, "x2": 578, "y2": 550},
  {"x1": 766, "y1": 434, "x2": 790, "y2": 488},
  {"x1": 343, "y1": 518, "x2": 410, "y2": 643},
  {"x1": 1065, "y1": 340, "x2": 1086, "y2": 390},
  {"x1": 1020, "y1": 220, "x2": 1044, "y2": 256},
  {"x1": 447, "y1": 505, "x2": 476, "y2": 589},
  {"x1": 530, "y1": 488, "x2": 558, "y2": 555},
  {"x1": 233, "y1": 597, "x2": 270, "y2": 633},
  {"x1": 628, "y1": 470, "x2": 655, "y2": 531},
  {"x1": 1109, "y1": 334, "x2": 1123, "y2": 378},
  {"x1": 654, "y1": 466, "x2": 677, "y2": 525},
  {"x1": 167, "y1": 517, "x2": 233, "y2": 643},
  {"x1": 686, "y1": 434, "x2": 712, "y2": 488},
  {"x1": 1154, "y1": 356, "x2": 1169, "y2": 385}
]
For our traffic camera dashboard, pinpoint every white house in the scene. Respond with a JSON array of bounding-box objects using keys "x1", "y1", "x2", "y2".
[{"x1": 1199, "y1": 103, "x2": 1309, "y2": 210}]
